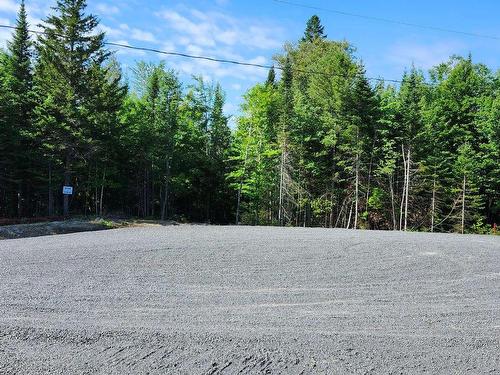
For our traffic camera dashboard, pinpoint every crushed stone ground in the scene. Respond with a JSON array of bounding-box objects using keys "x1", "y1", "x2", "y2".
[{"x1": 0, "y1": 226, "x2": 498, "y2": 374}]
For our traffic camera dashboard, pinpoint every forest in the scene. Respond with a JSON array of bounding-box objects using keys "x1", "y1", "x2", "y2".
[{"x1": 0, "y1": 1, "x2": 498, "y2": 233}]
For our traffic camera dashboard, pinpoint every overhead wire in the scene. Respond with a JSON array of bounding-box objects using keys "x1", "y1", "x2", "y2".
[
  {"x1": 0, "y1": 23, "x2": 404, "y2": 84},
  {"x1": 271, "y1": 0, "x2": 500, "y2": 41}
]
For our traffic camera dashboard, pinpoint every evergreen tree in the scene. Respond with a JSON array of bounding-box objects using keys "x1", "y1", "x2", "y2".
[
  {"x1": 266, "y1": 65, "x2": 276, "y2": 87},
  {"x1": 396, "y1": 68, "x2": 426, "y2": 230},
  {"x1": 33, "y1": 0, "x2": 122, "y2": 216},
  {"x1": 0, "y1": 52, "x2": 17, "y2": 217},
  {"x1": 349, "y1": 65, "x2": 379, "y2": 228},
  {"x1": 5, "y1": 0, "x2": 33, "y2": 217},
  {"x1": 0, "y1": 2, "x2": 497, "y2": 232},
  {"x1": 302, "y1": 15, "x2": 326, "y2": 42},
  {"x1": 208, "y1": 84, "x2": 232, "y2": 222},
  {"x1": 8, "y1": 0, "x2": 32, "y2": 102}
]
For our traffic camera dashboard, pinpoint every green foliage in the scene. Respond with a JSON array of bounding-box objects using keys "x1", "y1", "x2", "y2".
[
  {"x1": 302, "y1": 15, "x2": 327, "y2": 42},
  {"x1": 368, "y1": 188, "x2": 385, "y2": 210},
  {"x1": 231, "y1": 19, "x2": 498, "y2": 232},
  {"x1": 0, "y1": 7, "x2": 497, "y2": 233}
]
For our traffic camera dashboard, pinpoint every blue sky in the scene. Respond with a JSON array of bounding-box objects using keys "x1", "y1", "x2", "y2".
[{"x1": 1, "y1": 0, "x2": 499, "y2": 117}]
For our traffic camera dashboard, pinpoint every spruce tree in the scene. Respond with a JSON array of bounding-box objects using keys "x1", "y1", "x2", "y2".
[
  {"x1": 33, "y1": 0, "x2": 121, "y2": 216},
  {"x1": 8, "y1": 0, "x2": 32, "y2": 115},
  {"x1": 0, "y1": 52, "x2": 17, "y2": 217},
  {"x1": 6, "y1": 0, "x2": 33, "y2": 217},
  {"x1": 266, "y1": 65, "x2": 276, "y2": 87},
  {"x1": 209, "y1": 84, "x2": 232, "y2": 222},
  {"x1": 302, "y1": 15, "x2": 327, "y2": 42}
]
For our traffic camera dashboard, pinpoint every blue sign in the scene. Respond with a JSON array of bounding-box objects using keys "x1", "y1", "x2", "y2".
[{"x1": 62, "y1": 186, "x2": 73, "y2": 195}]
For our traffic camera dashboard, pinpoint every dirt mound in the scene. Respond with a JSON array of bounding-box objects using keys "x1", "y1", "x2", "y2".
[{"x1": 0, "y1": 219, "x2": 114, "y2": 239}]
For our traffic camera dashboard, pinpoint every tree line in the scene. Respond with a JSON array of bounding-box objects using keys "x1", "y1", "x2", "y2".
[
  {"x1": 0, "y1": 1, "x2": 498, "y2": 233},
  {"x1": 230, "y1": 16, "x2": 499, "y2": 233},
  {"x1": 0, "y1": 0, "x2": 232, "y2": 223}
]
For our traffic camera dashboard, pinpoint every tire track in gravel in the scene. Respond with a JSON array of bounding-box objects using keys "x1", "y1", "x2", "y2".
[{"x1": 0, "y1": 226, "x2": 498, "y2": 373}]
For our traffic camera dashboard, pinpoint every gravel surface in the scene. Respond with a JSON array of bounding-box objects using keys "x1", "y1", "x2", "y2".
[{"x1": 0, "y1": 226, "x2": 499, "y2": 374}]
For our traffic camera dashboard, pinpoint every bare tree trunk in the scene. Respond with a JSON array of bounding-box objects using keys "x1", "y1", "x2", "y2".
[
  {"x1": 431, "y1": 177, "x2": 436, "y2": 232},
  {"x1": 365, "y1": 138, "x2": 376, "y2": 214},
  {"x1": 161, "y1": 159, "x2": 170, "y2": 221},
  {"x1": 278, "y1": 147, "x2": 285, "y2": 226},
  {"x1": 150, "y1": 161, "x2": 155, "y2": 218},
  {"x1": 236, "y1": 138, "x2": 251, "y2": 225},
  {"x1": 99, "y1": 169, "x2": 106, "y2": 217},
  {"x1": 329, "y1": 161, "x2": 336, "y2": 228},
  {"x1": 269, "y1": 190, "x2": 273, "y2": 224},
  {"x1": 335, "y1": 197, "x2": 346, "y2": 228},
  {"x1": 354, "y1": 150, "x2": 359, "y2": 229},
  {"x1": 17, "y1": 181, "x2": 22, "y2": 218},
  {"x1": 329, "y1": 192, "x2": 334, "y2": 228},
  {"x1": 303, "y1": 199, "x2": 307, "y2": 227},
  {"x1": 296, "y1": 188, "x2": 301, "y2": 227},
  {"x1": 143, "y1": 166, "x2": 147, "y2": 218},
  {"x1": 461, "y1": 174, "x2": 466, "y2": 234},
  {"x1": 389, "y1": 174, "x2": 396, "y2": 230},
  {"x1": 236, "y1": 180, "x2": 243, "y2": 225},
  {"x1": 399, "y1": 145, "x2": 406, "y2": 231},
  {"x1": 346, "y1": 201, "x2": 353, "y2": 229},
  {"x1": 404, "y1": 148, "x2": 411, "y2": 231}
]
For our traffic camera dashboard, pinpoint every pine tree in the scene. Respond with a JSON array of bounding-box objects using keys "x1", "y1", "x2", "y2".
[{"x1": 302, "y1": 15, "x2": 327, "y2": 42}]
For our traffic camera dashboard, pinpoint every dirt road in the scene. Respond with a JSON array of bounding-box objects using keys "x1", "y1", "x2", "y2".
[{"x1": 0, "y1": 226, "x2": 498, "y2": 373}]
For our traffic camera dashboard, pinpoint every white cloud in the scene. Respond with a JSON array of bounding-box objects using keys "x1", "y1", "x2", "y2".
[
  {"x1": 0, "y1": 0, "x2": 17, "y2": 13},
  {"x1": 96, "y1": 3, "x2": 120, "y2": 16},
  {"x1": 112, "y1": 39, "x2": 146, "y2": 56},
  {"x1": 130, "y1": 28, "x2": 156, "y2": 42},
  {"x1": 162, "y1": 41, "x2": 175, "y2": 52},
  {"x1": 0, "y1": 17, "x2": 11, "y2": 48},
  {"x1": 387, "y1": 40, "x2": 466, "y2": 70},
  {"x1": 186, "y1": 44, "x2": 203, "y2": 55},
  {"x1": 156, "y1": 9, "x2": 283, "y2": 50},
  {"x1": 104, "y1": 23, "x2": 155, "y2": 43},
  {"x1": 167, "y1": 52, "x2": 267, "y2": 82},
  {"x1": 158, "y1": 10, "x2": 216, "y2": 47},
  {"x1": 99, "y1": 24, "x2": 124, "y2": 38},
  {"x1": 150, "y1": 8, "x2": 277, "y2": 83}
]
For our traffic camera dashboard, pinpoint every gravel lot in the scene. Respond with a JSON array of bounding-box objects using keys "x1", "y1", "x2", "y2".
[{"x1": 0, "y1": 226, "x2": 499, "y2": 374}]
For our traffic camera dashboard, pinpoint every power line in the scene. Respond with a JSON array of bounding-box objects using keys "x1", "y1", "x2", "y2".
[
  {"x1": 0, "y1": 23, "x2": 405, "y2": 83},
  {"x1": 272, "y1": 0, "x2": 500, "y2": 41},
  {"x1": 106, "y1": 41, "x2": 401, "y2": 83}
]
